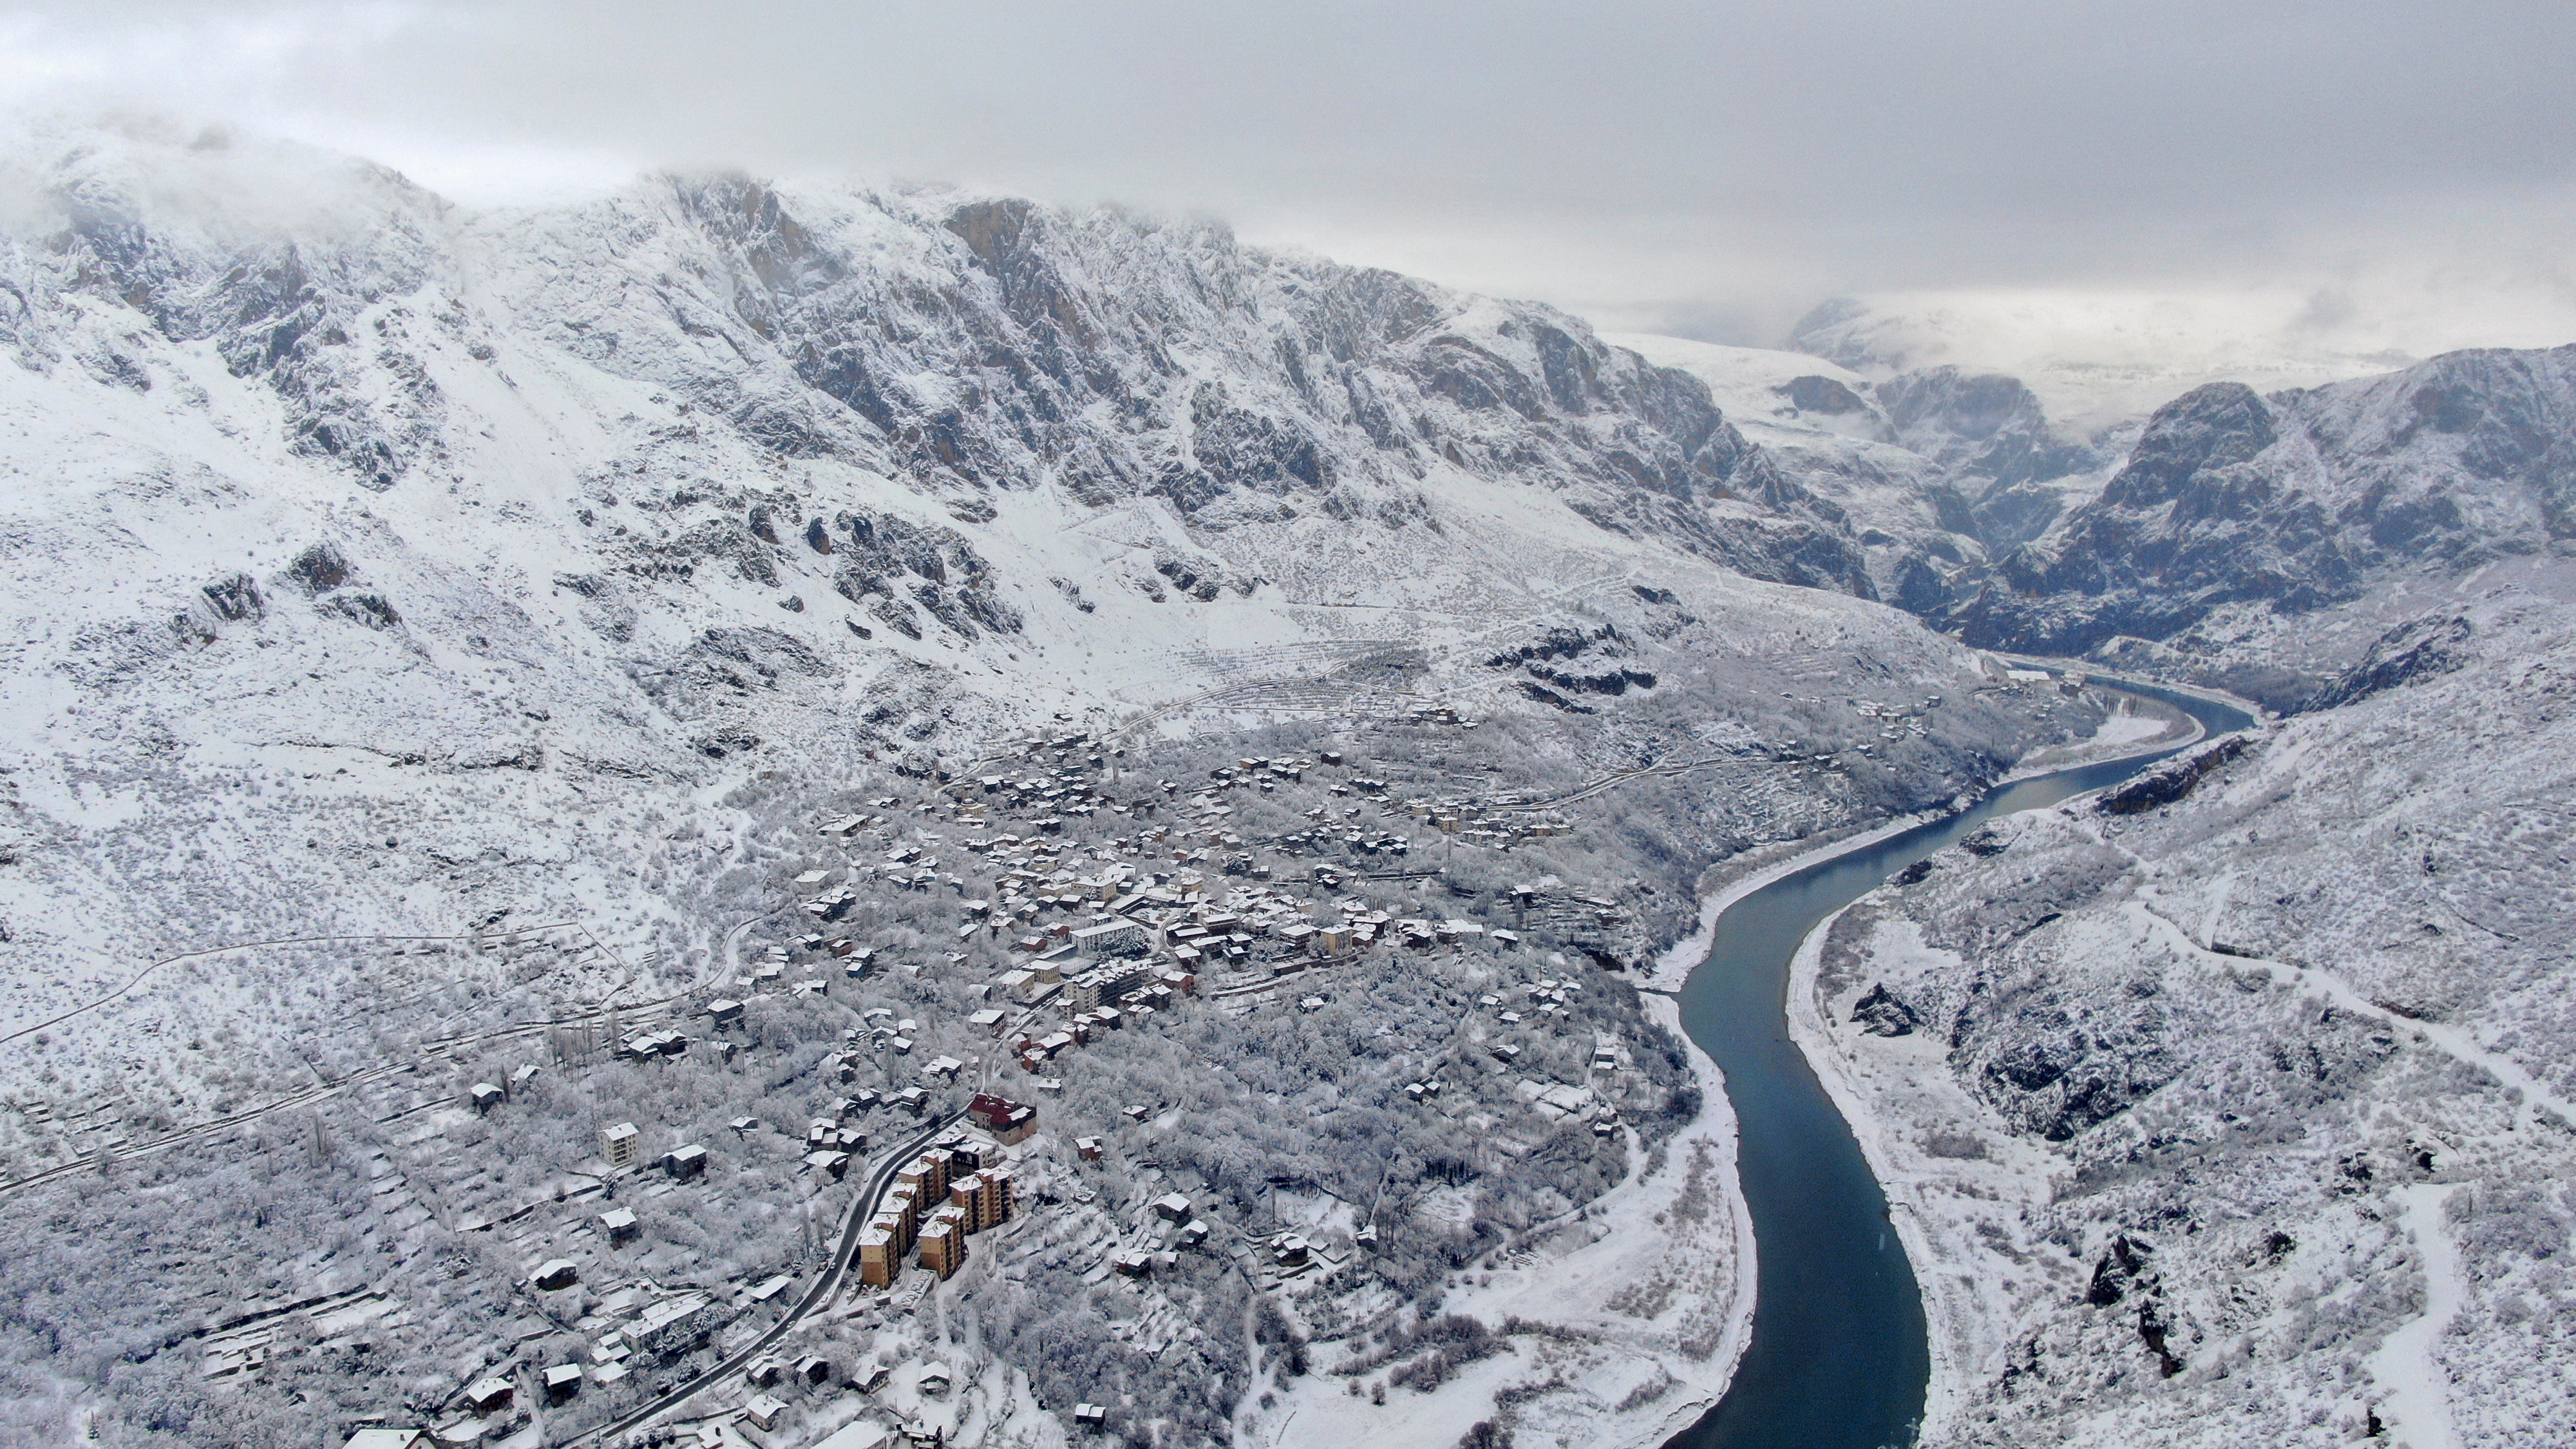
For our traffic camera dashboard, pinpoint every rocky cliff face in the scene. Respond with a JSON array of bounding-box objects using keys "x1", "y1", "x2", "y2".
[
  {"x1": 1948, "y1": 348, "x2": 2576, "y2": 660},
  {"x1": 5, "y1": 128, "x2": 1870, "y2": 600},
  {"x1": 1874, "y1": 367, "x2": 2105, "y2": 549}
]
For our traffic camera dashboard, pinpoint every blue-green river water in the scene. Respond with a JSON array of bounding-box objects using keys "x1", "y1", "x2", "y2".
[{"x1": 1665, "y1": 682, "x2": 2254, "y2": 1449}]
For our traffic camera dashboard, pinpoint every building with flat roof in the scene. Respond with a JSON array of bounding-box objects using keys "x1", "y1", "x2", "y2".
[
  {"x1": 919, "y1": 1211, "x2": 967, "y2": 1278},
  {"x1": 949, "y1": 1167, "x2": 1016, "y2": 1234},
  {"x1": 857, "y1": 1226, "x2": 898, "y2": 1288}
]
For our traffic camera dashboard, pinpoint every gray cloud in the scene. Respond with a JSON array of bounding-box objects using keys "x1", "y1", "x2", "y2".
[{"x1": 6, "y1": 0, "x2": 2574, "y2": 357}]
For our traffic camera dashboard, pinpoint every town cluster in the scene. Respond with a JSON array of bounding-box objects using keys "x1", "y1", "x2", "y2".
[{"x1": 316, "y1": 728, "x2": 1664, "y2": 1449}]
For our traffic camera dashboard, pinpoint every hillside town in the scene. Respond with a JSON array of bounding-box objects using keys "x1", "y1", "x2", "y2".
[{"x1": 142, "y1": 719, "x2": 1716, "y2": 1449}]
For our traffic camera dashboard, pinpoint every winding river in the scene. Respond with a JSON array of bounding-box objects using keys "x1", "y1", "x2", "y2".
[{"x1": 1665, "y1": 681, "x2": 2257, "y2": 1449}]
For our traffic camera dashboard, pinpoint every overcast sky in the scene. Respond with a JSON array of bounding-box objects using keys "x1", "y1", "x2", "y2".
[{"x1": 5, "y1": 0, "x2": 2573, "y2": 372}]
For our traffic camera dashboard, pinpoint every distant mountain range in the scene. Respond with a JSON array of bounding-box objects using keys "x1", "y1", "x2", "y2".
[{"x1": 10, "y1": 124, "x2": 2566, "y2": 729}]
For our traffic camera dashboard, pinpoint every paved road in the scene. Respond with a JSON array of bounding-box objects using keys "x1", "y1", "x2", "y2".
[{"x1": 580, "y1": 1109, "x2": 966, "y2": 1446}]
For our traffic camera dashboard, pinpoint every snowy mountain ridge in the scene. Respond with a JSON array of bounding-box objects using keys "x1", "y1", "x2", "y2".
[{"x1": 0, "y1": 119, "x2": 2032, "y2": 1094}]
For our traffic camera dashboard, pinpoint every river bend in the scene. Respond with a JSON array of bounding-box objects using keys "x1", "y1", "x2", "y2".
[{"x1": 1666, "y1": 681, "x2": 2255, "y2": 1449}]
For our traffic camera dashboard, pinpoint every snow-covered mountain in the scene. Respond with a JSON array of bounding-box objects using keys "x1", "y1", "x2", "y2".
[
  {"x1": 1625, "y1": 323, "x2": 2576, "y2": 706},
  {"x1": 0, "y1": 120, "x2": 2023, "y2": 1098},
  {"x1": 1798, "y1": 560, "x2": 2576, "y2": 1448},
  {"x1": 1940, "y1": 350, "x2": 2575, "y2": 658},
  {"x1": 1782, "y1": 292, "x2": 2427, "y2": 433},
  {"x1": 1606, "y1": 335, "x2": 2108, "y2": 613}
]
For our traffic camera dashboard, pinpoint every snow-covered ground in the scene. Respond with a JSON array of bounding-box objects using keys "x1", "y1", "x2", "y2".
[
  {"x1": 1790, "y1": 580, "x2": 2576, "y2": 1447},
  {"x1": 1255, "y1": 992, "x2": 1752, "y2": 1449}
]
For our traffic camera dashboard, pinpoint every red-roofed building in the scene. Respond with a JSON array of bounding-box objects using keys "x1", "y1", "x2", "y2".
[{"x1": 967, "y1": 1093, "x2": 1037, "y2": 1144}]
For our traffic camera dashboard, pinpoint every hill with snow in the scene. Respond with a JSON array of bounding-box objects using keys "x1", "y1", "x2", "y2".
[
  {"x1": 1799, "y1": 560, "x2": 2576, "y2": 1448},
  {"x1": 0, "y1": 119, "x2": 2047, "y2": 1122}
]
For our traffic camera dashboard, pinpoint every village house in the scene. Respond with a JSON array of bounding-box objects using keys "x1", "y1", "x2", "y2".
[{"x1": 462, "y1": 1378, "x2": 513, "y2": 1416}]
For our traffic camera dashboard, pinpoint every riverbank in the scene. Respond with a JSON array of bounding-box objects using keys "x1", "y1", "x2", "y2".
[
  {"x1": 1757, "y1": 685, "x2": 2262, "y2": 1446},
  {"x1": 1643, "y1": 679, "x2": 2232, "y2": 998},
  {"x1": 1785, "y1": 904, "x2": 2027, "y2": 1444},
  {"x1": 1640, "y1": 811, "x2": 1950, "y2": 995},
  {"x1": 1654, "y1": 677, "x2": 2260, "y2": 1449},
  {"x1": 1998, "y1": 692, "x2": 2199, "y2": 782}
]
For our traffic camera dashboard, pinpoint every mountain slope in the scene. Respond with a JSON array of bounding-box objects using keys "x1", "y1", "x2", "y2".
[
  {"x1": 1797, "y1": 566, "x2": 2576, "y2": 1447},
  {"x1": 1949, "y1": 348, "x2": 2576, "y2": 669},
  {"x1": 0, "y1": 121, "x2": 2055, "y2": 1105}
]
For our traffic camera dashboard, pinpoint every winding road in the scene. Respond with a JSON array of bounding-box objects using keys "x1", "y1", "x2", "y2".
[{"x1": 579, "y1": 1110, "x2": 965, "y2": 1446}]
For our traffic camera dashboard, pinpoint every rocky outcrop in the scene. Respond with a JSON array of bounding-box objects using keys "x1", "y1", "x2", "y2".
[
  {"x1": 1877, "y1": 368, "x2": 2101, "y2": 509},
  {"x1": 1850, "y1": 983, "x2": 1920, "y2": 1036},
  {"x1": 2094, "y1": 734, "x2": 2252, "y2": 815},
  {"x1": 2307, "y1": 612, "x2": 2475, "y2": 708},
  {"x1": 1951, "y1": 348, "x2": 2576, "y2": 656}
]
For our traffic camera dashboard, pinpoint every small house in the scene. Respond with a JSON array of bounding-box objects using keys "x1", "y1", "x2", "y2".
[
  {"x1": 462, "y1": 1378, "x2": 514, "y2": 1416},
  {"x1": 542, "y1": 1365, "x2": 582, "y2": 1405},
  {"x1": 531, "y1": 1259, "x2": 578, "y2": 1292},
  {"x1": 600, "y1": 1208, "x2": 640, "y2": 1244}
]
